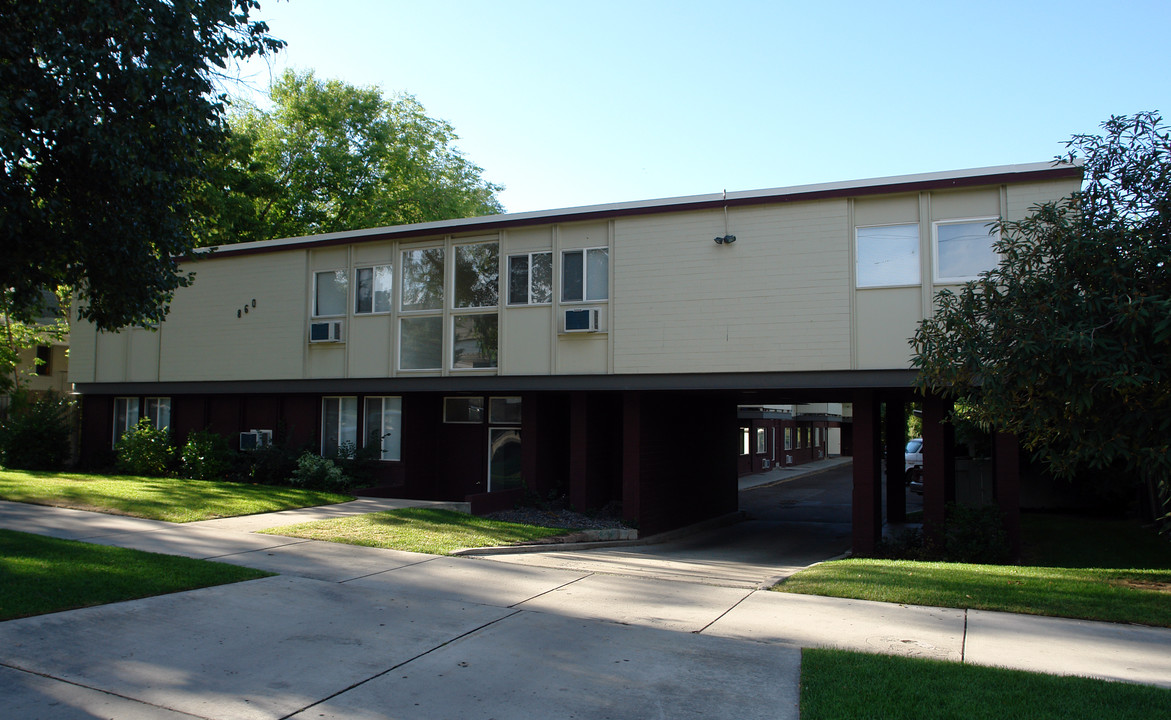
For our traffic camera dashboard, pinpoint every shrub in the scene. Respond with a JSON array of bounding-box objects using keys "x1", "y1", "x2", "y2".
[
  {"x1": 0, "y1": 392, "x2": 74, "y2": 470},
  {"x1": 944, "y1": 504, "x2": 1011, "y2": 564},
  {"x1": 181, "y1": 430, "x2": 231, "y2": 481},
  {"x1": 289, "y1": 451, "x2": 353, "y2": 491},
  {"x1": 114, "y1": 419, "x2": 174, "y2": 476},
  {"x1": 234, "y1": 442, "x2": 300, "y2": 485}
]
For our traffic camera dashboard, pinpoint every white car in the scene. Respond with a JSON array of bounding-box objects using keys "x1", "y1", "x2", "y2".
[{"x1": 904, "y1": 438, "x2": 923, "y2": 493}]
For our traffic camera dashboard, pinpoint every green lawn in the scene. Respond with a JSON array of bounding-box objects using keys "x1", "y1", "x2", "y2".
[
  {"x1": 260, "y1": 507, "x2": 570, "y2": 555},
  {"x1": 776, "y1": 514, "x2": 1171, "y2": 627},
  {"x1": 0, "y1": 529, "x2": 271, "y2": 620},
  {"x1": 800, "y1": 648, "x2": 1171, "y2": 720},
  {"x1": 0, "y1": 469, "x2": 353, "y2": 522}
]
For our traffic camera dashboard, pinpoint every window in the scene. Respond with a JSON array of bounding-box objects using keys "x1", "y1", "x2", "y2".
[
  {"x1": 452, "y1": 315, "x2": 498, "y2": 369},
  {"x1": 784, "y1": 427, "x2": 793, "y2": 451},
  {"x1": 35, "y1": 345, "x2": 51, "y2": 376},
  {"x1": 488, "y1": 428, "x2": 522, "y2": 492},
  {"x1": 814, "y1": 427, "x2": 822, "y2": 447},
  {"x1": 401, "y1": 247, "x2": 445, "y2": 311},
  {"x1": 321, "y1": 396, "x2": 357, "y2": 457},
  {"x1": 113, "y1": 397, "x2": 138, "y2": 446},
  {"x1": 489, "y1": 396, "x2": 522, "y2": 425},
  {"x1": 144, "y1": 397, "x2": 171, "y2": 431},
  {"x1": 856, "y1": 223, "x2": 920, "y2": 287},
  {"x1": 755, "y1": 427, "x2": 767, "y2": 454},
  {"x1": 444, "y1": 396, "x2": 485, "y2": 423},
  {"x1": 561, "y1": 247, "x2": 608, "y2": 302},
  {"x1": 399, "y1": 316, "x2": 443, "y2": 370},
  {"x1": 355, "y1": 265, "x2": 393, "y2": 314},
  {"x1": 508, "y1": 252, "x2": 553, "y2": 305},
  {"x1": 314, "y1": 270, "x2": 348, "y2": 317},
  {"x1": 740, "y1": 428, "x2": 750, "y2": 455},
  {"x1": 454, "y1": 243, "x2": 499, "y2": 308},
  {"x1": 934, "y1": 218, "x2": 1000, "y2": 283},
  {"x1": 364, "y1": 396, "x2": 402, "y2": 461}
]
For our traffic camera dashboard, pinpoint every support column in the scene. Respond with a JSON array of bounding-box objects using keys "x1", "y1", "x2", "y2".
[
  {"x1": 851, "y1": 390, "x2": 883, "y2": 555},
  {"x1": 884, "y1": 399, "x2": 907, "y2": 523},
  {"x1": 621, "y1": 391, "x2": 642, "y2": 528},
  {"x1": 994, "y1": 431, "x2": 1022, "y2": 560},
  {"x1": 922, "y1": 394, "x2": 953, "y2": 543},
  {"x1": 568, "y1": 392, "x2": 589, "y2": 512}
]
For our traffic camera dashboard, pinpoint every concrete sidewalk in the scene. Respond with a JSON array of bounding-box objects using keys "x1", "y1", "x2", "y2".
[{"x1": 2, "y1": 500, "x2": 1170, "y2": 719}]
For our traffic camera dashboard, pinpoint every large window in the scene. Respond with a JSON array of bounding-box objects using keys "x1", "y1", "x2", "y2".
[
  {"x1": 364, "y1": 396, "x2": 402, "y2": 461},
  {"x1": 452, "y1": 242, "x2": 498, "y2": 370},
  {"x1": 314, "y1": 270, "x2": 348, "y2": 317},
  {"x1": 401, "y1": 247, "x2": 445, "y2": 312},
  {"x1": 399, "y1": 316, "x2": 443, "y2": 370},
  {"x1": 144, "y1": 397, "x2": 171, "y2": 431},
  {"x1": 112, "y1": 397, "x2": 138, "y2": 446},
  {"x1": 321, "y1": 396, "x2": 358, "y2": 457},
  {"x1": 400, "y1": 247, "x2": 445, "y2": 370},
  {"x1": 355, "y1": 265, "x2": 393, "y2": 314},
  {"x1": 856, "y1": 223, "x2": 920, "y2": 287},
  {"x1": 934, "y1": 219, "x2": 1000, "y2": 283},
  {"x1": 444, "y1": 396, "x2": 485, "y2": 423},
  {"x1": 508, "y1": 252, "x2": 553, "y2": 305},
  {"x1": 561, "y1": 247, "x2": 608, "y2": 302},
  {"x1": 784, "y1": 427, "x2": 793, "y2": 451},
  {"x1": 488, "y1": 429, "x2": 522, "y2": 492}
]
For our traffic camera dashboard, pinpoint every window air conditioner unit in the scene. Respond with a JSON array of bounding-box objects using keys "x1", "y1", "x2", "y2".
[
  {"x1": 564, "y1": 307, "x2": 600, "y2": 333},
  {"x1": 309, "y1": 320, "x2": 344, "y2": 343},
  {"x1": 761, "y1": 459, "x2": 771, "y2": 469},
  {"x1": 785, "y1": 455, "x2": 793, "y2": 465},
  {"x1": 239, "y1": 429, "x2": 273, "y2": 451}
]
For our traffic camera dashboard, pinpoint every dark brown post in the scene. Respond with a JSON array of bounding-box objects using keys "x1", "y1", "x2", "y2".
[
  {"x1": 993, "y1": 431, "x2": 1022, "y2": 560},
  {"x1": 922, "y1": 394, "x2": 951, "y2": 543},
  {"x1": 851, "y1": 390, "x2": 883, "y2": 555},
  {"x1": 885, "y1": 399, "x2": 907, "y2": 523},
  {"x1": 568, "y1": 392, "x2": 589, "y2": 512},
  {"x1": 622, "y1": 391, "x2": 642, "y2": 527}
]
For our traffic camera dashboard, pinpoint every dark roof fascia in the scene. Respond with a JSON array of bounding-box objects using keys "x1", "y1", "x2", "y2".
[
  {"x1": 191, "y1": 163, "x2": 1083, "y2": 261},
  {"x1": 73, "y1": 369, "x2": 918, "y2": 397}
]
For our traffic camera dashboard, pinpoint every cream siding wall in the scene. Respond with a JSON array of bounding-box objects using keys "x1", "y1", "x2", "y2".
[
  {"x1": 159, "y1": 251, "x2": 309, "y2": 381},
  {"x1": 70, "y1": 173, "x2": 1082, "y2": 383},
  {"x1": 612, "y1": 201, "x2": 852, "y2": 374}
]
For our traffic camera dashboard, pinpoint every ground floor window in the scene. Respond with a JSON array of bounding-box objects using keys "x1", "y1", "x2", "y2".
[
  {"x1": 444, "y1": 397, "x2": 485, "y2": 423},
  {"x1": 322, "y1": 396, "x2": 358, "y2": 457},
  {"x1": 144, "y1": 397, "x2": 171, "y2": 431},
  {"x1": 488, "y1": 428, "x2": 522, "y2": 492},
  {"x1": 755, "y1": 427, "x2": 767, "y2": 454},
  {"x1": 112, "y1": 397, "x2": 138, "y2": 446},
  {"x1": 364, "y1": 396, "x2": 402, "y2": 461},
  {"x1": 784, "y1": 427, "x2": 793, "y2": 451},
  {"x1": 740, "y1": 428, "x2": 750, "y2": 455}
]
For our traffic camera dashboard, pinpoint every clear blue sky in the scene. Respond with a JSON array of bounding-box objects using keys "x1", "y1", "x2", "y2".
[{"x1": 236, "y1": 0, "x2": 1170, "y2": 214}]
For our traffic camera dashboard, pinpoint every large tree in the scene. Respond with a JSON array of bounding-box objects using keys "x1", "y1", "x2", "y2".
[
  {"x1": 0, "y1": 0, "x2": 283, "y2": 329},
  {"x1": 199, "y1": 69, "x2": 503, "y2": 246},
  {"x1": 912, "y1": 112, "x2": 1171, "y2": 523}
]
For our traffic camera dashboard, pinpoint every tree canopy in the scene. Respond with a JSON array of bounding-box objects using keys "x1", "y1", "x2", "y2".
[
  {"x1": 912, "y1": 112, "x2": 1171, "y2": 521},
  {"x1": 0, "y1": 0, "x2": 284, "y2": 330},
  {"x1": 197, "y1": 70, "x2": 503, "y2": 246}
]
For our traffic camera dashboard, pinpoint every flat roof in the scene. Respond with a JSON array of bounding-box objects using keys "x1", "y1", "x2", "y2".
[{"x1": 198, "y1": 161, "x2": 1082, "y2": 258}]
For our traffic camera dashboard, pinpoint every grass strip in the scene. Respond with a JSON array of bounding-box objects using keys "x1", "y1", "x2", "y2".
[
  {"x1": 776, "y1": 558, "x2": 1171, "y2": 626},
  {"x1": 260, "y1": 507, "x2": 570, "y2": 555},
  {"x1": 800, "y1": 648, "x2": 1171, "y2": 720},
  {"x1": 0, "y1": 529, "x2": 271, "y2": 621},
  {"x1": 0, "y1": 469, "x2": 352, "y2": 522}
]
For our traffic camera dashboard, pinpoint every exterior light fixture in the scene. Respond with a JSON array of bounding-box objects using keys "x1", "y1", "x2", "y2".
[{"x1": 714, "y1": 235, "x2": 737, "y2": 245}]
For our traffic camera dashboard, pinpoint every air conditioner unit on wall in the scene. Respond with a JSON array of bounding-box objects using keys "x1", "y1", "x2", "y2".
[
  {"x1": 563, "y1": 307, "x2": 600, "y2": 333},
  {"x1": 309, "y1": 320, "x2": 344, "y2": 343},
  {"x1": 239, "y1": 429, "x2": 273, "y2": 451}
]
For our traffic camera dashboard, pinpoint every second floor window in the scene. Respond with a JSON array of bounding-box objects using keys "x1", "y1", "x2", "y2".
[{"x1": 562, "y1": 247, "x2": 608, "y2": 302}]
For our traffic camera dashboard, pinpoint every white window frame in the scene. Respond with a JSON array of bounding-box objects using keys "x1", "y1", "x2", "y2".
[
  {"x1": 784, "y1": 427, "x2": 793, "y2": 451},
  {"x1": 507, "y1": 251, "x2": 553, "y2": 305},
  {"x1": 321, "y1": 396, "x2": 358, "y2": 457},
  {"x1": 112, "y1": 397, "x2": 139, "y2": 446},
  {"x1": 144, "y1": 397, "x2": 171, "y2": 431},
  {"x1": 561, "y1": 247, "x2": 609, "y2": 303},
  {"x1": 933, "y1": 217, "x2": 1001, "y2": 284},
  {"x1": 363, "y1": 396, "x2": 402, "y2": 461},
  {"x1": 398, "y1": 244, "x2": 446, "y2": 372},
  {"x1": 487, "y1": 427, "x2": 522, "y2": 492},
  {"x1": 354, "y1": 264, "x2": 393, "y2": 315},
  {"x1": 313, "y1": 269, "x2": 349, "y2": 318},
  {"x1": 755, "y1": 427, "x2": 767, "y2": 455},
  {"x1": 855, "y1": 223, "x2": 921, "y2": 288},
  {"x1": 451, "y1": 241, "x2": 499, "y2": 371},
  {"x1": 740, "y1": 428, "x2": 750, "y2": 456}
]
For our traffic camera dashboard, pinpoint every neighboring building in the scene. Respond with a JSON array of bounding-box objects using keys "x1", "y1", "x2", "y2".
[
  {"x1": 736, "y1": 403, "x2": 850, "y2": 476},
  {"x1": 68, "y1": 162, "x2": 1083, "y2": 549}
]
